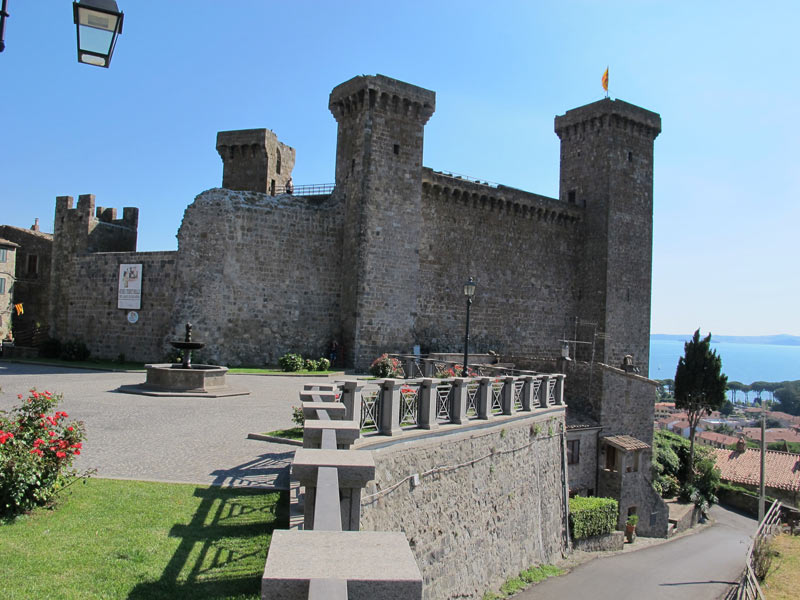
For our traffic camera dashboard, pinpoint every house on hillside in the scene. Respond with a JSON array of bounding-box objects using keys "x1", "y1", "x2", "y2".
[
  {"x1": 696, "y1": 431, "x2": 739, "y2": 449},
  {"x1": 712, "y1": 444, "x2": 800, "y2": 509},
  {"x1": 741, "y1": 427, "x2": 800, "y2": 445}
]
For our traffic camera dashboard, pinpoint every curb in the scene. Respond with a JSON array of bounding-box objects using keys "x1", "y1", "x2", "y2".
[{"x1": 248, "y1": 432, "x2": 303, "y2": 446}]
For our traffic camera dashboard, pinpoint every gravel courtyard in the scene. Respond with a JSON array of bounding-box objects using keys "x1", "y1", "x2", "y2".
[{"x1": 0, "y1": 361, "x2": 332, "y2": 489}]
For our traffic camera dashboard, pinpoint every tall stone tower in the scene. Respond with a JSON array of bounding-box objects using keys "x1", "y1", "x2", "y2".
[
  {"x1": 216, "y1": 129, "x2": 295, "y2": 195},
  {"x1": 555, "y1": 99, "x2": 661, "y2": 375},
  {"x1": 329, "y1": 75, "x2": 435, "y2": 368}
]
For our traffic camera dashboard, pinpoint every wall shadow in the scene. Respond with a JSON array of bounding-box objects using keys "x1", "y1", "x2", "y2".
[{"x1": 126, "y1": 452, "x2": 291, "y2": 600}]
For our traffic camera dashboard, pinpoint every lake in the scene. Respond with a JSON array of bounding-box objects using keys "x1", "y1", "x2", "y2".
[{"x1": 649, "y1": 338, "x2": 800, "y2": 385}]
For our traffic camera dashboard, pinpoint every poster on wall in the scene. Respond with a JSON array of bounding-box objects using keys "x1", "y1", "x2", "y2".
[{"x1": 118, "y1": 264, "x2": 142, "y2": 310}]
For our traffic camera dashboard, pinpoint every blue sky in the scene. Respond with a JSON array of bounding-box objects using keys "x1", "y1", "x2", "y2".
[{"x1": 2, "y1": 1, "x2": 798, "y2": 337}]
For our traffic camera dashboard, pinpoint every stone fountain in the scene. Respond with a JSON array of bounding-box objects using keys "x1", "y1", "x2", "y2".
[{"x1": 118, "y1": 323, "x2": 248, "y2": 397}]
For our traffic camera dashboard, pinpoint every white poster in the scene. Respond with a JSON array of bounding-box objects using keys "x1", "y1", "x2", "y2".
[{"x1": 118, "y1": 263, "x2": 142, "y2": 310}]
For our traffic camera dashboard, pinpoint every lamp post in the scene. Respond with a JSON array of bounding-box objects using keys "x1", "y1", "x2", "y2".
[
  {"x1": 0, "y1": 0, "x2": 10, "y2": 53},
  {"x1": 462, "y1": 277, "x2": 476, "y2": 377},
  {"x1": 73, "y1": 0, "x2": 123, "y2": 67}
]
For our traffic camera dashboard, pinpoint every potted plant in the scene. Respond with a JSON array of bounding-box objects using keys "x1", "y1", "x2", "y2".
[{"x1": 625, "y1": 514, "x2": 639, "y2": 543}]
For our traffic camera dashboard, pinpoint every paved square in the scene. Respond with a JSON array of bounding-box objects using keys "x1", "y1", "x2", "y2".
[{"x1": 0, "y1": 362, "x2": 331, "y2": 488}]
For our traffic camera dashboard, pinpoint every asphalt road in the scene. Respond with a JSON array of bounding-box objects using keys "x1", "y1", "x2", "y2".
[
  {"x1": 517, "y1": 504, "x2": 756, "y2": 600},
  {"x1": 0, "y1": 361, "x2": 331, "y2": 488}
]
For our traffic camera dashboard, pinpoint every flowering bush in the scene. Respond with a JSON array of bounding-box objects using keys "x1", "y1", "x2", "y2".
[
  {"x1": 316, "y1": 357, "x2": 331, "y2": 371},
  {"x1": 434, "y1": 364, "x2": 478, "y2": 378},
  {"x1": 0, "y1": 389, "x2": 88, "y2": 519},
  {"x1": 369, "y1": 354, "x2": 402, "y2": 378},
  {"x1": 278, "y1": 353, "x2": 304, "y2": 372},
  {"x1": 304, "y1": 358, "x2": 319, "y2": 372}
]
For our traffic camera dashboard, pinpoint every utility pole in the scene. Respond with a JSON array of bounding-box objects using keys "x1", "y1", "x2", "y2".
[{"x1": 759, "y1": 407, "x2": 766, "y2": 522}]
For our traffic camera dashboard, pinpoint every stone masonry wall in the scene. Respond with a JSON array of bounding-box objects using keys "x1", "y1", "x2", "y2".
[
  {"x1": 52, "y1": 251, "x2": 177, "y2": 361},
  {"x1": 171, "y1": 188, "x2": 344, "y2": 366},
  {"x1": 359, "y1": 410, "x2": 568, "y2": 600},
  {"x1": 0, "y1": 242, "x2": 17, "y2": 340},
  {"x1": 0, "y1": 226, "x2": 52, "y2": 334},
  {"x1": 415, "y1": 171, "x2": 583, "y2": 359}
]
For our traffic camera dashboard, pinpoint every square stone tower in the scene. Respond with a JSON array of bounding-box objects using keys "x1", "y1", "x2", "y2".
[
  {"x1": 329, "y1": 75, "x2": 435, "y2": 368},
  {"x1": 555, "y1": 99, "x2": 661, "y2": 375}
]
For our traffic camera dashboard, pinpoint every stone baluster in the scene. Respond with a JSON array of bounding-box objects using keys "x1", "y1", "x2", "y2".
[
  {"x1": 538, "y1": 375, "x2": 551, "y2": 408},
  {"x1": 379, "y1": 379, "x2": 403, "y2": 436},
  {"x1": 404, "y1": 357, "x2": 416, "y2": 379},
  {"x1": 338, "y1": 380, "x2": 363, "y2": 421},
  {"x1": 501, "y1": 376, "x2": 516, "y2": 415},
  {"x1": 554, "y1": 374, "x2": 566, "y2": 406},
  {"x1": 417, "y1": 378, "x2": 439, "y2": 430},
  {"x1": 477, "y1": 377, "x2": 493, "y2": 420},
  {"x1": 521, "y1": 375, "x2": 535, "y2": 411},
  {"x1": 450, "y1": 378, "x2": 468, "y2": 424},
  {"x1": 422, "y1": 358, "x2": 435, "y2": 378}
]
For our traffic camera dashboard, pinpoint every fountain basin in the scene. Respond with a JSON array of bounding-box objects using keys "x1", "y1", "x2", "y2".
[{"x1": 118, "y1": 363, "x2": 249, "y2": 398}]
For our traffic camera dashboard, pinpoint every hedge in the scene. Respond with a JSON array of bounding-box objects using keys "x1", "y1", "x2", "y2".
[{"x1": 569, "y1": 496, "x2": 618, "y2": 540}]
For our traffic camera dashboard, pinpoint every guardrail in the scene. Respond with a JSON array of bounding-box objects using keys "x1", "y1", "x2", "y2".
[
  {"x1": 275, "y1": 183, "x2": 335, "y2": 196},
  {"x1": 734, "y1": 499, "x2": 783, "y2": 600}
]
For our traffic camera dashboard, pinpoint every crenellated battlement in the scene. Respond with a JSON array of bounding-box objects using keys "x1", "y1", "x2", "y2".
[
  {"x1": 329, "y1": 74, "x2": 435, "y2": 125},
  {"x1": 53, "y1": 194, "x2": 138, "y2": 254},
  {"x1": 422, "y1": 169, "x2": 582, "y2": 226},
  {"x1": 555, "y1": 98, "x2": 661, "y2": 141}
]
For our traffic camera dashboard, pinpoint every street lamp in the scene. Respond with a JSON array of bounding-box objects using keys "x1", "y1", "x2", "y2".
[
  {"x1": 462, "y1": 277, "x2": 476, "y2": 377},
  {"x1": 73, "y1": 0, "x2": 123, "y2": 68}
]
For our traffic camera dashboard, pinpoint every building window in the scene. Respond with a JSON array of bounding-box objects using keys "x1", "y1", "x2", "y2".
[
  {"x1": 0, "y1": 277, "x2": 5, "y2": 294},
  {"x1": 0, "y1": 248, "x2": 6, "y2": 262},
  {"x1": 628, "y1": 151, "x2": 633, "y2": 162},
  {"x1": 393, "y1": 144, "x2": 400, "y2": 155},
  {"x1": 567, "y1": 439, "x2": 580, "y2": 464},
  {"x1": 276, "y1": 149, "x2": 282, "y2": 174},
  {"x1": 567, "y1": 189, "x2": 576, "y2": 204},
  {"x1": 27, "y1": 254, "x2": 39, "y2": 276},
  {"x1": 605, "y1": 445, "x2": 617, "y2": 471}
]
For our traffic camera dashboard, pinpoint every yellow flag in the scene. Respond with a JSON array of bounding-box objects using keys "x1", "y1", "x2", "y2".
[
  {"x1": 602, "y1": 67, "x2": 609, "y2": 92},
  {"x1": 14, "y1": 303, "x2": 23, "y2": 316}
]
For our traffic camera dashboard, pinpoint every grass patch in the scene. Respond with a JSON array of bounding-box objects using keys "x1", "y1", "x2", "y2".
[
  {"x1": 482, "y1": 564, "x2": 565, "y2": 599},
  {"x1": 9, "y1": 357, "x2": 146, "y2": 371},
  {"x1": 262, "y1": 427, "x2": 304, "y2": 440},
  {"x1": 0, "y1": 478, "x2": 287, "y2": 600},
  {"x1": 227, "y1": 367, "x2": 342, "y2": 376},
  {"x1": 764, "y1": 533, "x2": 800, "y2": 600}
]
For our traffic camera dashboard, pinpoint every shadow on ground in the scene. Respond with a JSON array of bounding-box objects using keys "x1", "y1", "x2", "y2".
[{"x1": 126, "y1": 453, "x2": 292, "y2": 600}]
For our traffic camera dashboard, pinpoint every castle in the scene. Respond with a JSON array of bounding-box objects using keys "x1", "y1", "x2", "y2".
[{"x1": 45, "y1": 74, "x2": 661, "y2": 375}]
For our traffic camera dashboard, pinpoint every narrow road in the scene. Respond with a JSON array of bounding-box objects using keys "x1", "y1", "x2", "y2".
[{"x1": 517, "y1": 504, "x2": 756, "y2": 600}]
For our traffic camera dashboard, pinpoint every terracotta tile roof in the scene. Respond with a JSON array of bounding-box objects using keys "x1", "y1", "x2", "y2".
[
  {"x1": 741, "y1": 428, "x2": 800, "y2": 443},
  {"x1": 655, "y1": 402, "x2": 676, "y2": 410},
  {"x1": 0, "y1": 237, "x2": 20, "y2": 248},
  {"x1": 603, "y1": 434, "x2": 650, "y2": 451},
  {"x1": 712, "y1": 448, "x2": 800, "y2": 492},
  {"x1": 697, "y1": 431, "x2": 739, "y2": 446}
]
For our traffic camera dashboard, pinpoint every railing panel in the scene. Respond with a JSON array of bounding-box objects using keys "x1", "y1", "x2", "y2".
[
  {"x1": 491, "y1": 379, "x2": 503, "y2": 414},
  {"x1": 513, "y1": 379, "x2": 524, "y2": 411},
  {"x1": 360, "y1": 388, "x2": 381, "y2": 433},
  {"x1": 399, "y1": 384, "x2": 420, "y2": 428},
  {"x1": 466, "y1": 381, "x2": 479, "y2": 418},
  {"x1": 436, "y1": 382, "x2": 453, "y2": 422}
]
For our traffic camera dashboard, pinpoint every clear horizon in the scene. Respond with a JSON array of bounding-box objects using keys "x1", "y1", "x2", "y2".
[{"x1": 2, "y1": 1, "x2": 798, "y2": 336}]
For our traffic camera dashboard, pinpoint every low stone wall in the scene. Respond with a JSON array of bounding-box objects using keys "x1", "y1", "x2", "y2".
[
  {"x1": 358, "y1": 409, "x2": 568, "y2": 600},
  {"x1": 572, "y1": 531, "x2": 624, "y2": 552}
]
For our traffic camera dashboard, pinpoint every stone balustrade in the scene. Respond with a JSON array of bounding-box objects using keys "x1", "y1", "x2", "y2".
[{"x1": 261, "y1": 383, "x2": 423, "y2": 599}]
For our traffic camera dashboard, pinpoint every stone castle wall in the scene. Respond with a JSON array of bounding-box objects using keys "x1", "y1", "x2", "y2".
[
  {"x1": 170, "y1": 188, "x2": 344, "y2": 366},
  {"x1": 0, "y1": 226, "x2": 53, "y2": 334},
  {"x1": 52, "y1": 250, "x2": 177, "y2": 361},
  {"x1": 359, "y1": 411, "x2": 568, "y2": 600}
]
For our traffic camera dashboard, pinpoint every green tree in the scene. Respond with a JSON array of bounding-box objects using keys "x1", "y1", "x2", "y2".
[
  {"x1": 719, "y1": 400, "x2": 734, "y2": 417},
  {"x1": 727, "y1": 381, "x2": 744, "y2": 404},
  {"x1": 774, "y1": 382, "x2": 800, "y2": 416},
  {"x1": 674, "y1": 329, "x2": 728, "y2": 484}
]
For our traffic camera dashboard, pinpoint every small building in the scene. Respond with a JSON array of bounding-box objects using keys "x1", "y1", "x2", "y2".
[
  {"x1": 696, "y1": 431, "x2": 739, "y2": 449},
  {"x1": 0, "y1": 237, "x2": 19, "y2": 341},
  {"x1": 654, "y1": 402, "x2": 677, "y2": 419},
  {"x1": 711, "y1": 446, "x2": 800, "y2": 509},
  {"x1": 741, "y1": 427, "x2": 800, "y2": 445}
]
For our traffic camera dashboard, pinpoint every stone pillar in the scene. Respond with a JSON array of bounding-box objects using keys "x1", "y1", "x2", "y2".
[
  {"x1": 538, "y1": 375, "x2": 551, "y2": 408},
  {"x1": 422, "y1": 359, "x2": 435, "y2": 378},
  {"x1": 501, "y1": 376, "x2": 516, "y2": 415},
  {"x1": 477, "y1": 377, "x2": 493, "y2": 420},
  {"x1": 417, "y1": 378, "x2": 439, "y2": 430},
  {"x1": 450, "y1": 378, "x2": 468, "y2": 424},
  {"x1": 379, "y1": 379, "x2": 403, "y2": 436},
  {"x1": 404, "y1": 357, "x2": 416, "y2": 379},
  {"x1": 339, "y1": 381, "x2": 364, "y2": 422},
  {"x1": 521, "y1": 375, "x2": 535, "y2": 411},
  {"x1": 554, "y1": 374, "x2": 566, "y2": 406}
]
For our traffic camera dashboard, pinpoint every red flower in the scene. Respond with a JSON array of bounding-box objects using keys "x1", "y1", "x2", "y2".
[
  {"x1": 48, "y1": 430, "x2": 56, "y2": 437},
  {"x1": 67, "y1": 426, "x2": 74, "y2": 432},
  {"x1": 74, "y1": 450, "x2": 81, "y2": 455},
  {"x1": 56, "y1": 451, "x2": 67, "y2": 459}
]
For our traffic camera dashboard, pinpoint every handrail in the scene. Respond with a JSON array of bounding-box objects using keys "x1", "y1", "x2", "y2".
[{"x1": 275, "y1": 183, "x2": 335, "y2": 196}]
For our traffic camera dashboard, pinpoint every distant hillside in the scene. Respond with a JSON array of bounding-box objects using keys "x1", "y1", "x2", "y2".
[{"x1": 651, "y1": 333, "x2": 800, "y2": 346}]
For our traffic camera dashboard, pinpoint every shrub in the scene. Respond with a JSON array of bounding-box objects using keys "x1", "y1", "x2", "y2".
[
  {"x1": 304, "y1": 358, "x2": 318, "y2": 372},
  {"x1": 369, "y1": 354, "x2": 402, "y2": 378},
  {"x1": 291, "y1": 406, "x2": 305, "y2": 428},
  {"x1": 0, "y1": 389, "x2": 88, "y2": 519},
  {"x1": 278, "y1": 353, "x2": 304, "y2": 372},
  {"x1": 626, "y1": 514, "x2": 639, "y2": 527},
  {"x1": 39, "y1": 337, "x2": 61, "y2": 359},
  {"x1": 60, "y1": 340, "x2": 90, "y2": 362},
  {"x1": 569, "y1": 496, "x2": 618, "y2": 539},
  {"x1": 316, "y1": 357, "x2": 331, "y2": 371}
]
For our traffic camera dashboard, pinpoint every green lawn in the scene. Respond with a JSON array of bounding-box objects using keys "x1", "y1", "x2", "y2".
[{"x1": 0, "y1": 479, "x2": 287, "y2": 600}]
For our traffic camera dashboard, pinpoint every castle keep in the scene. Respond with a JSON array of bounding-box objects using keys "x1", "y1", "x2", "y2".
[{"x1": 47, "y1": 74, "x2": 661, "y2": 373}]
